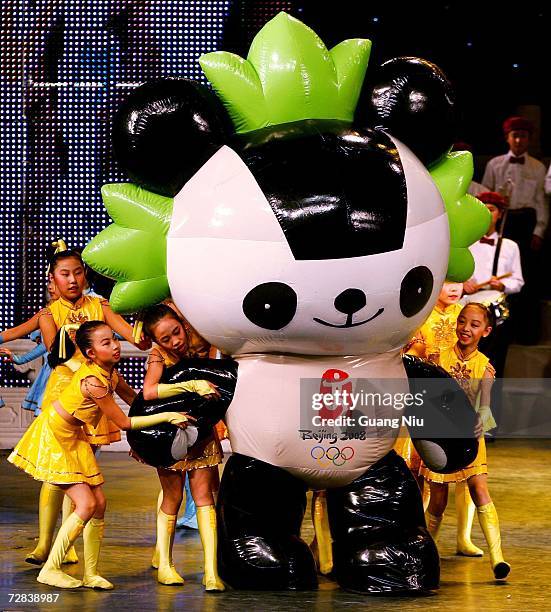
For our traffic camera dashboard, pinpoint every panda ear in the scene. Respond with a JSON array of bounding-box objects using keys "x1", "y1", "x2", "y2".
[
  {"x1": 113, "y1": 78, "x2": 232, "y2": 197},
  {"x1": 360, "y1": 57, "x2": 457, "y2": 167}
]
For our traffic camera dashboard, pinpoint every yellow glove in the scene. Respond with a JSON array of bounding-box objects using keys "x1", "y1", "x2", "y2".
[
  {"x1": 129, "y1": 412, "x2": 189, "y2": 430},
  {"x1": 157, "y1": 380, "x2": 215, "y2": 399},
  {"x1": 478, "y1": 404, "x2": 497, "y2": 433}
]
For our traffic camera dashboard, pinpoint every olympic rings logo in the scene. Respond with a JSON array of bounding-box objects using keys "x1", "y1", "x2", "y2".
[{"x1": 310, "y1": 445, "x2": 355, "y2": 467}]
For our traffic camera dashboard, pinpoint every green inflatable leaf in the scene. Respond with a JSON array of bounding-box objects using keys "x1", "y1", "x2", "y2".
[
  {"x1": 200, "y1": 12, "x2": 371, "y2": 133},
  {"x1": 83, "y1": 183, "x2": 173, "y2": 313},
  {"x1": 430, "y1": 151, "x2": 491, "y2": 281}
]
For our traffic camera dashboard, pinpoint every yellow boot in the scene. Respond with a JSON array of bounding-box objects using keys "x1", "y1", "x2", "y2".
[
  {"x1": 425, "y1": 511, "x2": 444, "y2": 543},
  {"x1": 151, "y1": 489, "x2": 163, "y2": 569},
  {"x1": 311, "y1": 491, "x2": 333, "y2": 575},
  {"x1": 197, "y1": 505, "x2": 225, "y2": 592},
  {"x1": 61, "y1": 495, "x2": 79, "y2": 564},
  {"x1": 26, "y1": 482, "x2": 64, "y2": 565},
  {"x1": 456, "y1": 481, "x2": 483, "y2": 556},
  {"x1": 157, "y1": 510, "x2": 184, "y2": 585},
  {"x1": 37, "y1": 512, "x2": 85, "y2": 589},
  {"x1": 477, "y1": 502, "x2": 510, "y2": 580},
  {"x1": 82, "y1": 518, "x2": 113, "y2": 590}
]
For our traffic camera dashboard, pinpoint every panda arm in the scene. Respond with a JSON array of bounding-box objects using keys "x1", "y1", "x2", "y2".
[{"x1": 402, "y1": 354, "x2": 479, "y2": 473}]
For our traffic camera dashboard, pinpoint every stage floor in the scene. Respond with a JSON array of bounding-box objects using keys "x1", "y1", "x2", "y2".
[{"x1": 1, "y1": 440, "x2": 550, "y2": 611}]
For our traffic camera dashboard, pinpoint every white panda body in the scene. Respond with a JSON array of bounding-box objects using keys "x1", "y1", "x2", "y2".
[
  {"x1": 226, "y1": 350, "x2": 409, "y2": 488},
  {"x1": 166, "y1": 136, "x2": 450, "y2": 487}
]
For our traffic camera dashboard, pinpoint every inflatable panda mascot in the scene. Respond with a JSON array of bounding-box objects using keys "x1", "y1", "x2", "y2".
[{"x1": 84, "y1": 13, "x2": 490, "y2": 595}]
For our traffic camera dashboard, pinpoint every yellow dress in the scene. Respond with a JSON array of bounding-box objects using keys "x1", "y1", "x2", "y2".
[
  {"x1": 395, "y1": 302, "x2": 463, "y2": 472},
  {"x1": 154, "y1": 345, "x2": 223, "y2": 471},
  {"x1": 419, "y1": 345, "x2": 490, "y2": 483},
  {"x1": 40, "y1": 295, "x2": 121, "y2": 445},
  {"x1": 407, "y1": 302, "x2": 463, "y2": 363},
  {"x1": 8, "y1": 362, "x2": 118, "y2": 486}
]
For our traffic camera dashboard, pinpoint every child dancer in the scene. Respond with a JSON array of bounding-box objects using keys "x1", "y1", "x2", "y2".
[
  {"x1": 406, "y1": 281, "x2": 464, "y2": 362},
  {"x1": 163, "y1": 299, "x2": 216, "y2": 531},
  {"x1": 141, "y1": 304, "x2": 225, "y2": 591},
  {"x1": 7, "y1": 320, "x2": 191, "y2": 589},
  {"x1": 0, "y1": 280, "x2": 60, "y2": 415},
  {"x1": 398, "y1": 281, "x2": 483, "y2": 556},
  {"x1": 25, "y1": 246, "x2": 147, "y2": 566},
  {"x1": 0, "y1": 304, "x2": 49, "y2": 408},
  {"x1": 420, "y1": 303, "x2": 510, "y2": 580}
]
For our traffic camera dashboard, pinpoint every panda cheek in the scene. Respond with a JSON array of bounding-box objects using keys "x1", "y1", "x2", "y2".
[
  {"x1": 242, "y1": 282, "x2": 298, "y2": 330},
  {"x1": 399, "y1": 266, "x2": 434, "y2": 317}
]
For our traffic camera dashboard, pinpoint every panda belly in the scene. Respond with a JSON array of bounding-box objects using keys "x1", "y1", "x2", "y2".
[{"x1": 226, "y1": 350, "x2": 409, "y2": 489}]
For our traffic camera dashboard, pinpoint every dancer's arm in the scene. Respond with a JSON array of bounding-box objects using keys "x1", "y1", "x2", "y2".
[
  {"x1": 38, "y1": 309, "x2": 57, "y2": 351},
  {"x1": 405, "y1": 328, "x2": 426, "y2": 359},
  {"x1": 142, "y1": 349, "x2": 218, "y2": 400},
  {"x1": 83, "y1": 376, "x2": 191, "y2": 431},
  {"x1": 101, "y1": 302, "x2": 151, "y2": 350},
  {"x1": 0, "y1": 342, "x2": 47, "y2": 364},
  {"x1": 115, "y1": 373, "x2": 137, "y2": 406},
  {"x1": 0, "y1": 311, "x2": 40, "y2": 343},
  {"x1": 142, "y1": 349, "x2": 165, "y2": 400}
]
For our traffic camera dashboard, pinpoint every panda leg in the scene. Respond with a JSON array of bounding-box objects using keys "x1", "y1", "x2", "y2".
[
  {"x1": 217, "y1": 453, "x2": 318, "y2": 590},
  {"x1": 327, "y1": 449, "x2": 439, "y2": 595}
]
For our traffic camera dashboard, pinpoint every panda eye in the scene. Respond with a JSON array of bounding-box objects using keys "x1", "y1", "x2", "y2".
[
  {"x1": 400, "y1": 266, "x2": 434, "y2": 317},
  {"x1": 243, "y1": 282, "x2": 297, "y2": 330}
]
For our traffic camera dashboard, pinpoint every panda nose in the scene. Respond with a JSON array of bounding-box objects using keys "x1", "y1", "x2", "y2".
[{"x1": 334, "y1": 288, "x2": 367, "y2": 316}]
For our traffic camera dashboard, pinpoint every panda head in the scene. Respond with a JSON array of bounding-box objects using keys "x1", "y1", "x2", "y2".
[{"x1": 84, "y1": 13, "x2": 489, "y2": 356}]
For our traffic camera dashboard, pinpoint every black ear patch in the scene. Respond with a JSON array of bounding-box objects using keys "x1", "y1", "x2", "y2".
[
  {"x1": 113, "y1": 79, "x2": 231, "y2": 197},
  {"x1": 363, "y1": 57, "x2": 457, "y2": 168}
]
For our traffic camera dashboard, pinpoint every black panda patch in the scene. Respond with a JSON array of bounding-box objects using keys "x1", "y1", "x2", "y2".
[
  {"x1": 400, "y1": 266, "x2": 434, "y2": 317},
  {"x1": 240, "y1": 126, "x2": 407, "y2": 261},
  {"x1": 243, "y1": 282, "x2": 298, "y2": 330}
]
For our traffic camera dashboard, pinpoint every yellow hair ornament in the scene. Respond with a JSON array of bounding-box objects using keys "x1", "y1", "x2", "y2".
[{"x1": 132, "y1": 319, "x2": 144, "y2": 344}]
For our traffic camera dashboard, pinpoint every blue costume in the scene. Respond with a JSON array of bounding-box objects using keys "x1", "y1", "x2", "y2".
[
  {"x1": 176, "y1": 476, "x2": 198, "y2": 529},
  {"x1": 17, "y1": 331, "x2": 51, "y2": 416}
]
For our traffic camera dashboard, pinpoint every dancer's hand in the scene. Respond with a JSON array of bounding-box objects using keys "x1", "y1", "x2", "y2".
[
  {"x1": 136, "y1": 336, "x2": 152, "y2": 351},
  {"x1": 204, "y1": 382, "x2": 220, "y2": 400},
  {"x1": 129, "y1": 449, "x2": 146, "y2": 464},
  {"x1": 171, "y1": 413, "x2": 196, "y2": 429},
  {"x1": 474, "y1": 414, "x2": 484, "y2": 439}
]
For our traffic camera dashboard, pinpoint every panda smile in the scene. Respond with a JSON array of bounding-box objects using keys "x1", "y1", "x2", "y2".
[{"x1": 313, "y1": 308, "x2": 384, "y2": 329}]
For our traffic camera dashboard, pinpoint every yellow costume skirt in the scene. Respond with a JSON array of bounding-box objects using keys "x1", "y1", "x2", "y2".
[
  {"x1": 393, "y1": 435, "x2": 422, "y2": 474},
  {"x1": 171, "y1": 430, "x2": 223, "y2": 472},
  {"x1": 419, "y1": 437, "x2": 487, "y2": 483},
  {"x1": 8, "y1": 408, "x2": 104, "y2": 486},
  {"x1": 41, "y1": 364, "x2": 120, "y2": 446}
]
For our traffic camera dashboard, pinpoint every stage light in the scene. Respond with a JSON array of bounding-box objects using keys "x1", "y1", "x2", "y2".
[{"x1": 1, "y1": 0, "x2": 231, "y2": 388}]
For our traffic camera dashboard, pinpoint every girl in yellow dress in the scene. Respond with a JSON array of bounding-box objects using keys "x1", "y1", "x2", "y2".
[
  {"x1": 8, "y1": 320, "x2": 190, "y2": 589},
  {"x1": 140, "y1": 304, "x2": 225, "y2": 591},
  {"x1": 397, "y1": 280, "x2": 484, "y2": 557},
  {"x1": 405, "y1": 280, "x2": 463, "y2": 363},
  {"x1": 26, "y1": 246, "x2": 148, "y2": 566},
  {"x1": 420, "y1": 303, "x2": 510, "y2": 580}
]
